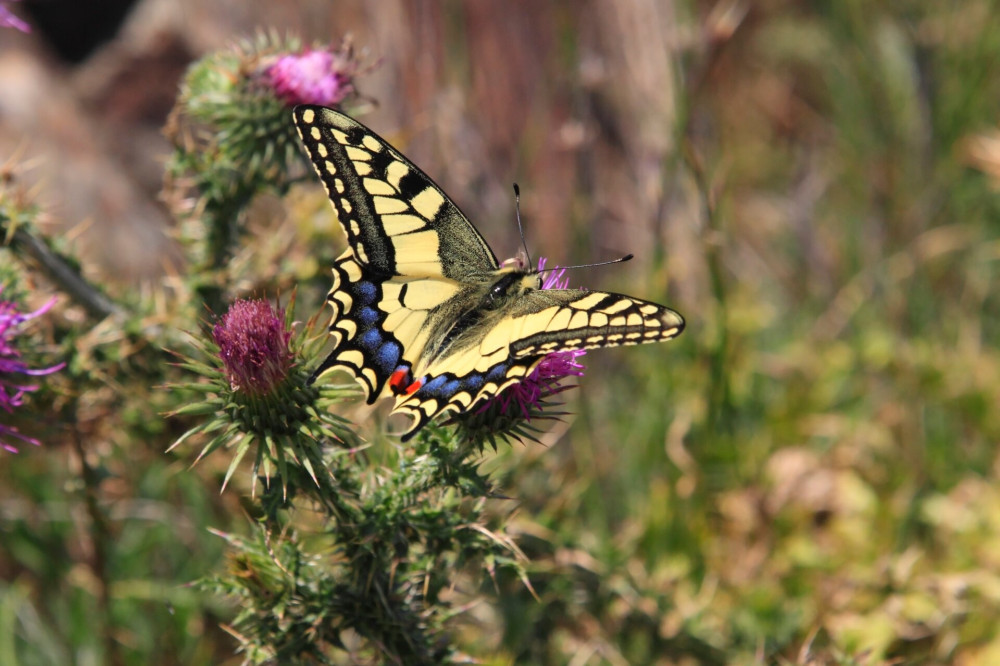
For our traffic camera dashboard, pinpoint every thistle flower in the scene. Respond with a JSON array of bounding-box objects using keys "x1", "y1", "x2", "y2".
[
  {"x1": 165, "y1": 34, "x2": 374, "y2": 279},
  {"x1": 214, "y1": 299, "x2": 293, "y2": 396},
  {"x1": 0, "y1": 1, "x2": 29, "y2": 33},
  {"x1": 168, "y1": 295, "x2": 358, "y2": 495},
  {"x1": 1, "y1": 286, "x2": 64, "y2": 452},
  {"x1": 452, "y1": 258, "x2": 586, "y2": 447},
  {"x1": 265, "y1": 45, "x2": 361, "y2": 108}
]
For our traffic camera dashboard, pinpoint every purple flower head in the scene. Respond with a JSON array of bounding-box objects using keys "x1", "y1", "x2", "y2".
[
  {"x1": 484, "y1": 346, "x2": 586, "y2": 422},
  {"x1": 1, "y1": 286, "x2": 64, "y2": 453},
  {"x1": 213, "y1": 299, "x2": 293, "y2": 397},
  {"x1": 266, "y1": 47, "x2": 359, "y2": 108},
  {"x1": 0, "y1": 1, "x2": 29, "y2": 33}
]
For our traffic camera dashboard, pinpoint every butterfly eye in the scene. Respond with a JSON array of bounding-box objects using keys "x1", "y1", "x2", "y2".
[
  {"x1": 489, "y1": 282, "x2": 506, "y2": 301},
  {"x1": 486, "y1": 273, "x2": 520, "y2": 304}
]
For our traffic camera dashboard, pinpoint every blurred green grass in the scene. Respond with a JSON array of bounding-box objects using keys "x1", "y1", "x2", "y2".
[
  {"x1": 4, "y1": 1, "x2": 1000, "y2": 664},
  {"x1": 475, "y1": 2, "x2": 1000, "y2": 663}
]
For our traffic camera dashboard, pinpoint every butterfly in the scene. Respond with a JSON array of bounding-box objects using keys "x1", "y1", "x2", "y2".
[{"x1": 293, "y1": 105, "x2": 684, "y2": 440}]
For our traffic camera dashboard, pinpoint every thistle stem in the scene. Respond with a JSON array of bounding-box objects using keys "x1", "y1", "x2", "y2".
[{"x1": 8, "y1": 226, "x2": 122, "y2": 320}]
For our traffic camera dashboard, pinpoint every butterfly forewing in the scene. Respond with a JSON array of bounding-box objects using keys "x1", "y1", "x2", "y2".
[
  {"x1": 293, "y1": 105, "x2": 499, "y2": 278},
  {"x1": 505, "y1": 289, "x2": 685, "y2": 356}
]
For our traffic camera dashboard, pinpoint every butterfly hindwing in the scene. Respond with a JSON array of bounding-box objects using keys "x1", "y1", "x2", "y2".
[
  {"x1": 310, "y1": 254, "x2": 408, "y2": 401},
  {"x1": 392, "y1": 355, "x2": 543, "y2": 439},
  {"x1": 295, "y1": 105, "x2": 685, "y2": 440},
  {"x1": 310, "y1": 252, "x2": 478, "y2": 404}
]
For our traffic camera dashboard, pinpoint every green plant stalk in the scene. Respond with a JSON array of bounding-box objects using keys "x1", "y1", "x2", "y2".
[
  {"x1": 69, "y1": 419, "x2": 119, "y2": 665},
  {"x1": 686, "y1": 143, "x2": 733, "y2": 433}
]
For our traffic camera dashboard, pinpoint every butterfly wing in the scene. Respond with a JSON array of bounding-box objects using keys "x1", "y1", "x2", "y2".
[
  {"x1": 293, "y1": 105, "x2": 499, "y2": 279},
  {"x1": 392, "y1": 288, "x2": 685, "y2": 438},
  {"x1": 294, "y1": 105, "x2": 498, "y2": 402}
]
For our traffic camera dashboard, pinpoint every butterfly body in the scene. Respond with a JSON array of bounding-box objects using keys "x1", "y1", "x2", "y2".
[{"x1": 294, "y1": 105, "x2": 684, "y2": 439}]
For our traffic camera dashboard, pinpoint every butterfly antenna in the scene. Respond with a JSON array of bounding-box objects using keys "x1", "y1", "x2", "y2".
[
  {"x1": 513, "y1": 183, "x2": 533, "y2": 269},
  {"x1": 537, "y1": 253, "x2": 634, "y2": 275}
]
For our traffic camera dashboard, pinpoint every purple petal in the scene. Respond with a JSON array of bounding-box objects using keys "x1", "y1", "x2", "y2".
[
  {"x1": 0, "y1": 4, "x2": 30, "y2": 33},
  {"x1": 266, "y1": 49, "x2": 357, "y2": 108}
]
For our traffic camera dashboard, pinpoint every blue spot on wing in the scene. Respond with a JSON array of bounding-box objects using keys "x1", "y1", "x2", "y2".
[
  {"x1": 357, "y1": 306, "x2": 379, "y2": 326},
  {"x1": 354, "y1": 281, "x2": 377, "y2": 303},
  {"x1": 416, "y1": 364, "x2": 508, "y2": 401},
  {"x1": 373, "y1": 341, "x2": 401, "y2": 375},
  {"x1": 486, "y1": 363, "x2": 509, "y2": 382},
  {"x1": 357, "y1": 328, "x2": 382, "y2": 350},
  {"x1": 422, "y1": 375, "x2": 449, "y2": 393}
]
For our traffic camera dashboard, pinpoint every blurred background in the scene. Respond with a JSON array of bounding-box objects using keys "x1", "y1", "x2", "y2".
[{"x1": 3, "y1": 0, "x2": 1000, "y2": 664}]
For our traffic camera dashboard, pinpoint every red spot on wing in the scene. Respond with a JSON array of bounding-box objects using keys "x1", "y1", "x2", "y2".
[
  {"x1": 389, "y1": 368, "x2": 409, "y2": 394},
  {"x1": 404, "y1": 378, "x2": 424, "y2": 395}
]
